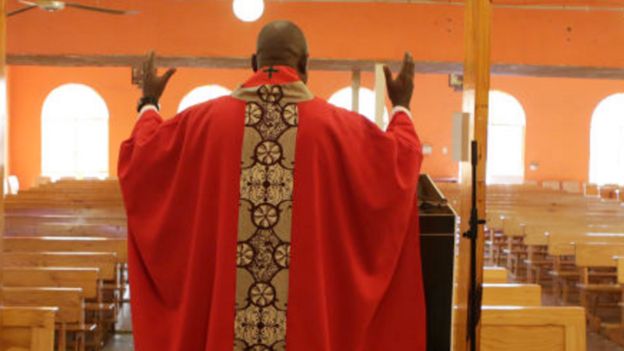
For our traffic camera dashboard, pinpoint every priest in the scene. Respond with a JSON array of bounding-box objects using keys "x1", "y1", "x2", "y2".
[{"x1": 119, "y1": 20, "x2": 425, "y2": 351}]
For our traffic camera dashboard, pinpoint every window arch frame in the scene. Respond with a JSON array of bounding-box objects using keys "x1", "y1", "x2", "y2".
[
  {"x1": 589, "y1": 93, "x2": 624, "y2": 186},
  {"x1": 41, "y1": 83, "x2": 110, "y2": 181},
  {"x1": 486, "y1": 90, "x2": 527, "y2": 185},
  {"x1": 177, "y1": 84, "x2": 232, "y2": 113},
  {"x1": 327, "y1": 86, "x2": 389, "y2": 128}
]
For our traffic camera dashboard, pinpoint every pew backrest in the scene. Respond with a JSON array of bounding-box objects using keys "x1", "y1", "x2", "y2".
[
  {"x1": 548, "y1": 233, "x2": 624, "y2": 256},
  {"x1": 482, "y1": 284, "x2": 542, "y2": 306},
  {"x1": 4, "y1": 236, "x2": 127, "y2": 262},
  {"x1": 481, "y1": 306, "x2": 586, "y2": 351},
  {"x1": 2, "y1": 287, "x2": 84, "y2": 324},
  {"x1": 575, "y1": 243, "x2": 624, "y2": 268},
  {"x1": 3, "y1": 252, "x2": 117, "y2": 280},
  {"x1": 617, "y1": 257, "x2": 624, "y2": 284},
  {"x1": 3, "y1": 267, "x2": 99, "y2": 299},
  {"x1": 483, "y1": 267, "x2": 508, "y2": 283},
  {"x1": 0, "y1": 306, "x2": 57, "y2": 351}
]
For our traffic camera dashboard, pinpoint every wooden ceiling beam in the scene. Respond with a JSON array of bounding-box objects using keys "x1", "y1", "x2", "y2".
[{"x1": 7, "y1": 54, "x2": 624, "y2": 80}]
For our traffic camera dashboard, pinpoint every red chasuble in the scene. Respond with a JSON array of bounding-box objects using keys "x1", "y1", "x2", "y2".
[{"x1": 119, "y1": 66, "x2": 426, "y2": 351}]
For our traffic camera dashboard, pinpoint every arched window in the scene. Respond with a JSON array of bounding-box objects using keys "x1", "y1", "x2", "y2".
[
  {"x1": 486, "y1": 91, "x2": 526, "y2": 184},
  {"x1": 328, "y1": 87, "x2": 389, "y2": 127},
  {"x1": 42, "y1": 84, "x2": 109, "y2": 180},
  {"x1": 589, "y1": 94, "x2": 624, "y2": 185},
  {"x1": 178, "y1": 85, "x2": 232, "y2": 112}
]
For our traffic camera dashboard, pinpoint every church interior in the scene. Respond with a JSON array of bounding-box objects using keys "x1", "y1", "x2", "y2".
[{"x1": 2, "y1": 0, "x2": 624, "y2": 350}]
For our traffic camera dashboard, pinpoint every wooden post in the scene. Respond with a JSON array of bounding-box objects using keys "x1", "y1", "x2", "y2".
[
  {"x1": 453, "y1": 0, "x2": 492, "y2": 349},
  {"x1": 351, "y1": 69, "x2": 361, "y2": 113},
  {"x1": 374, "y1": 63, "x2": 385, "y2": 129},
  {"x1": 0, "y1": 0, "x2": 8, "y2": 322}
]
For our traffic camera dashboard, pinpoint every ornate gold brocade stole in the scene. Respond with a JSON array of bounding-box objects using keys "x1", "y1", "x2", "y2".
[{"x1": 232, "y1": 79, "x2": 313, "y2": 351}]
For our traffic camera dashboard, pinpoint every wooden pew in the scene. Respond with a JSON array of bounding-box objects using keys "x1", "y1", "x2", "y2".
[
  {"x1": 502, "y1": 218, "x2": 528, "y2": 281},
  {"x1": 2, "y1": 179, "x2": 127, "y2": 349},
  {"x1": 522, "y1": 226, "x2": 551, "y2": 285},
  {"x1": 36, "y1": 223, "x2": 127, "y2": 237},
  {"x1": 2, "y1": 287, "x2": 94, "y2": 351},
  {"x1": 3, "y1": 252, "x2": 117, "y2": 281},
  {"x1": 0, "y1": 306, "x2": 58, "y2": 351},
  {"x1": 618, "y1": 257, "x2": 624, "y2": 328},
  {"x1": 548, "y1": 233, "x2": 624, "y2": 304},
  {"x1": 5, "y1": 180, "x2": 126, "y2": 235},
  {"x1": 484, "y1": 267, "x2": 509, "y2": 283},
  {"x1": 3, "y1": 266, "x2": 115, "y2": 350},
  {"x1": 17, "y1": 236, "x2": 132, "y2": 311},
  {"x1": 3, "y1": 267, "x2": 99, "y2": 300},
  {"x1": 4, "y1": 210, "x2": 127, "y2": 236},
  {"x1": 562, "y1": 181, "x2": 581, "y2": 194},
  {"x1": 575, "y1": 243, "x2": 624, "y2": 331},
  {"x1": 548, "y1": 232, "x2": 624, "y2": 257},
  {"x1": 618, "y1": 256, "x2": 624, "y2": 285},
  {"x1": 481, "y1": 306, "x2": 586, "y2": 351},
  {"x1": 3, "y1": 252, "x2": 120, "y2": 343},
  {"x1": 3, "y1": 236, "x2": 128, "y2": 263},
  {"x1": 482, "y1": 283, "x2": 542, "y2": 306},
  {"x1": 606, "y1": 257, "x2": 624, "y2": 346},
  {"x1": 584, "y1": 183, "x2": 600, "y2": 197}
]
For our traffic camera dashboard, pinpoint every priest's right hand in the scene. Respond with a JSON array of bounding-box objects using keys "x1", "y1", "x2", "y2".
[
  {"x1": 139, "y1": 51, "x2": 177, "y2": 101},
  {"x1": 383, "y1": 52, "x2": 415, "y2": 110}
]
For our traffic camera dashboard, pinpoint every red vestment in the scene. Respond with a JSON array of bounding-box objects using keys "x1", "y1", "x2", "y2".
[{"x1": 119, "y1": 66, "x2": 426, "y2": 351}]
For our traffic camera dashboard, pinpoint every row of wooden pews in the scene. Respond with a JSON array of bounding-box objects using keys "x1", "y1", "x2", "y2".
[
  {"x1": 481, "y1": 266, "x2": 586, "y2": 351},
  {"x1": 438, "y1": 180, "x2": 624, "y2": 349},
  {"x1": 5, "y1": 179, "x2": 127, "y2": 237},
  {"x1": 1, "y1": 179, "x2": 128, "y2": 351}
]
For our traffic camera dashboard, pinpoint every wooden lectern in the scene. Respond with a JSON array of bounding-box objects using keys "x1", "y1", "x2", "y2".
[{"x1": 419, "y1": 174, "x2": 457, "y2": 351}]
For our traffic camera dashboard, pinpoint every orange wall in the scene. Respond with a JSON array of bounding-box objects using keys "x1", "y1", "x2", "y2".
[
  {"x1": 494, "y1": 76, "x2": 624, "y2": 183},
  {"x1": 7, "y1": 64, "x2": 460, "y2": 188},
  {"x1": 8, "y1": 65, "x2": 623, "y2": 188},
  {"x1": 7, "y1": 1, "x2": 624, "y2": 68},
  {"x1": 8, "y1": 1, "x2": 624, "y2": 187}
]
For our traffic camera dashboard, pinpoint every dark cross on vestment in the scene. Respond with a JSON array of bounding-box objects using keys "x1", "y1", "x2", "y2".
[{"x1": 264, "y1": 66, "x2": 279, "y2": 79}]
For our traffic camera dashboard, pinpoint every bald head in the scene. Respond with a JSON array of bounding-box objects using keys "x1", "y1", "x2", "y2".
[{"x1": 252, "y1": 21, "x2": 309, "y2": 83}]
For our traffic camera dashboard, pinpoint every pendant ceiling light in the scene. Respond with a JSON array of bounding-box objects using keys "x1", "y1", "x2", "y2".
[{"x1": 233, "y1": 0, "x2": 265, "y2": 22}]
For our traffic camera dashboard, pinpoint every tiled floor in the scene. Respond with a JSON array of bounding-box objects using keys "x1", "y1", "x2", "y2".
[
  {"x1": 103, "y1": 334, "x2": 134, "y2": 351},
  {"x1": 588, "y1": 331, "x2": 624, "y2": 351},
  {"x1": 103, "y1": 293, "x2": 134, "y2": 351}
]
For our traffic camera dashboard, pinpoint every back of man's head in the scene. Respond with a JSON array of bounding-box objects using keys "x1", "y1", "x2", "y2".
[{"x1": 252, "y1": 21, "x2": 309, "y2": 83}]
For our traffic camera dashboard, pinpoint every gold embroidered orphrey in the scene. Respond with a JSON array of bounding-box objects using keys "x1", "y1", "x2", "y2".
[{"x1": 233, "y1": 79, "x2": 312, "y2": 351}]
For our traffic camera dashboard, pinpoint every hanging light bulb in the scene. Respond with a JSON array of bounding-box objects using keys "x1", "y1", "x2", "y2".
[{"x1": 233, "y1": 0, "x2": 265, "y2": 22}]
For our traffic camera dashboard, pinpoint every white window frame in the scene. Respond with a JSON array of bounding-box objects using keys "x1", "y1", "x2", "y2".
[
  {"x1": 178, "y1": 85, "x2": 232, "y2": 113},
  {"x1": 328, "y1": 87, "x2": 389, "y2": 127},
  {"x1": 486, "y1": 90, "x2": 527, "y2": 185},
  {"x1": 41, "y1": 83, "x2": 109, "y2": 181},
  {"x1": 589, "y1": 93, "x2": 624, "y2": 186}
]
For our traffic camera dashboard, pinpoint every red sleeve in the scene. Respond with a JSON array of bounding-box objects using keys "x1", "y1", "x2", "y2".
[
  {"x1": 117, "y1": 108, "x2": 189, "y2": 304},
  {"x1": 338, "y1": 106, "x2": 423, "y2": 199},
  {"x1": 385, "y1": 111, "x2": 423, "y2": 188},
  {"x1": 133, "y1": 110, "x2": 164, "y2": 140},
  {"x1": 117, "y1": 107, "x2": 192, "y2": 203},
  {"x1": 119, "y1": 111, "x2": 160, "y2": 177}
]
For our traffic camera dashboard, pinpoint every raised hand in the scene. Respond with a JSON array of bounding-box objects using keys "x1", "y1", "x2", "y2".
[
  {"x1": 383, "y1": 52, "x2": 415, "y2": 110},
  {"x1": 139, "y1": 51, "x2": 177, "y2": 100}
]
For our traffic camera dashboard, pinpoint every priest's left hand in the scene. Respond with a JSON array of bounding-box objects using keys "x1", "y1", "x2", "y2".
[{"x1": 140, "y1": 51, "x2": 177, "y2": 100}]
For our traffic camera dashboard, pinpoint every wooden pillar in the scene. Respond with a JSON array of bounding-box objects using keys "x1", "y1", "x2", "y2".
[
  {"x1": 374, "y1": 63, "x2": 385, "y2": 128},
  {"x1": 351, "y1": 69, "x2": 361, "y2": 113},
  {"x1": 0, "y1": 0, "x2": 8, "y2": 316},
  {"x1": 453, "y1": 0, "x2": 492, "y2": 349}
]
